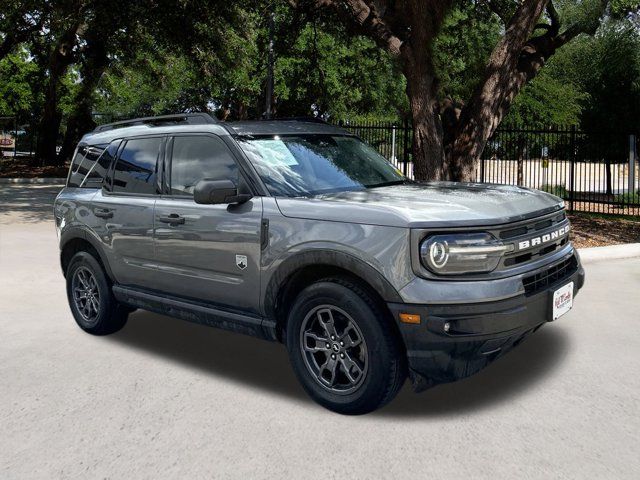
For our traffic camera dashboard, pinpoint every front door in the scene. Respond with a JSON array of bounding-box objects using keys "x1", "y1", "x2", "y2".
[{"x1": 152, "y1": 134, "x2": 263, "y2": 314}]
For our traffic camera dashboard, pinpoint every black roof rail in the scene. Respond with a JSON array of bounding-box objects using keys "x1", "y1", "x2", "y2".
[{"x1": 93, "y1": 112, "x2": 217, "y2": 132}]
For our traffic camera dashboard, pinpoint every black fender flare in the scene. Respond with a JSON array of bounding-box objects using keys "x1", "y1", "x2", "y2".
[
  {"x1": 59, "y1": 227, "x2": 115, "y2": 281},
  {"x1": 263, "y1": 249, "x2": 403, "y2": 322}
]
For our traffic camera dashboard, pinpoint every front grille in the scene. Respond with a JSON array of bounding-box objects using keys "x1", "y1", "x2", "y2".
[
  {"x1": 498, "y1": 211, "x2": 569, "y2": 269},
  {"x1": 500, "y1": 212, "x2": 565, "y2": 240},
  {"x1": 522, "y1": 255, "x2": 578, "y2": 296}
]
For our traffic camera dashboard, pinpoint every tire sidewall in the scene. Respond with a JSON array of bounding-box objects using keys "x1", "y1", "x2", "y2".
[
  {"x1": 286, "y1": 281, "x2": 399, "y2": 413},
  {"x1": 66, "y1": 252, "x2": 112, "y2": 332}
]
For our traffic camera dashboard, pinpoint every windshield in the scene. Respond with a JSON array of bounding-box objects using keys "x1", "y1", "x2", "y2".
[{"x1": 236, "y1": 134, "x2": 406, "y2": 197}]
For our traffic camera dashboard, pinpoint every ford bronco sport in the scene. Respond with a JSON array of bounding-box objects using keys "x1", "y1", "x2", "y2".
[{"x1": 54, "y1": 113, "x2": 584, "y2": 414}]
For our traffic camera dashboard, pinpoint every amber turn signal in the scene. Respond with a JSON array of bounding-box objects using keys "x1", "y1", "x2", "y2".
[{"x1": 399, "y1": 313, "x2": 421, "y2": 324}]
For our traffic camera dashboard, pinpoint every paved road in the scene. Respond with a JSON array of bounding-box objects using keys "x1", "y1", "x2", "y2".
[{"x1": 1, "y1": 185, "x2": 639, "y2": 479}]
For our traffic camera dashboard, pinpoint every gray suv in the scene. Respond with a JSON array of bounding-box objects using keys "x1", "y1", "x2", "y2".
[{"x1": 55, "y1": 113, "x2": 584, "y2": 414}]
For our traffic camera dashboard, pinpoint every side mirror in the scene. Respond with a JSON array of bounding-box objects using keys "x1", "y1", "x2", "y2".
[{"x1": 194, "y1": 179, "x2": 252, "y2": 205}]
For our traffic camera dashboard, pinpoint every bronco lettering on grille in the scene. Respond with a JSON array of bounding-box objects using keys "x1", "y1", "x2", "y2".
[{"x1": 517, "y1": 225, "x2": 570, "y2": 251}]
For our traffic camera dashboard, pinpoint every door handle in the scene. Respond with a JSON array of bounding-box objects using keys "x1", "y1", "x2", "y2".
[
  {"x1": 158, "y1": 213, "x2": 185, "y2": 225},
  {"x1": 94, "y1": 208, "x2": 113, "y2": 219}
]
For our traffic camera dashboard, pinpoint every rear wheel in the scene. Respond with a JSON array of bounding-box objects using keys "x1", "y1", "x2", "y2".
[
  {"x1": 66, "y1": 251, "x2": 128, "y2": 335},
  {"x1": 286, "y1": 278, "x2": 406, "y2": 415}
]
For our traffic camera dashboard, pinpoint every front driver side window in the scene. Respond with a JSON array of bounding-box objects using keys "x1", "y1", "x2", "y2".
[{"x1": 170, "y1": 135, "x2": 238, "y2": 196}]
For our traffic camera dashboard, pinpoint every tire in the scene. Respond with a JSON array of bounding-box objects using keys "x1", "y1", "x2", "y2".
[
  {"x1": 286, "y1": 277, "x2": 406, "y2": 415},
  {"x1": 66, "y1": 251, "x2": 128, "y2": 335}
]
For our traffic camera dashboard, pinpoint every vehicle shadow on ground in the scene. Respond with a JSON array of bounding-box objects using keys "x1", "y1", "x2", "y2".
[
  {"x1": 379, "y1": 327, "x2": 569, "y2": 418},
  {"x1": 0, "y1": 185, "x2": 62, "y2": 223},
  {"x1": 110, "y1": 310, "x2": 569, "y2": 417},
  {"x1": 109, "y1": 310, "x2": 309, "y2": 403}
]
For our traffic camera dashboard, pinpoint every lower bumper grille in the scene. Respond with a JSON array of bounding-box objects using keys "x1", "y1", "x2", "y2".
[{"x1": 523, "y1": 255, "x2": 578, "y2": 296}]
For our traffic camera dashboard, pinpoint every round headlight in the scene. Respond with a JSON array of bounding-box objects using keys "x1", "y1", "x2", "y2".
[
  {"x1": 428, "y1": 240, "x2": 449, "y2": 269},
  {"x1": 420, "y1": 233, "x2": 508, "y2": 275}
]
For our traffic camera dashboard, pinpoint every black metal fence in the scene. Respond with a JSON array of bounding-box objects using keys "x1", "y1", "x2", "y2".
[
  {"x1": 2, "y1": 114, "x2": 638, "y2": 215},
  {"x1": 338, "y1": 119, "x2": 415, "y2": 177},
  {"x1": 339, "y1": 120, "x2": 640, "y2": 216}
]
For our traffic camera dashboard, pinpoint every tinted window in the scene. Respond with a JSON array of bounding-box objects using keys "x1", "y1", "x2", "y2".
[
  {"x1": 112, "y1": 137, "x2": 162, "y2": 194},
  {"x1": 68, "y1": 145, "x2": 107, "y2": 187},
  {"x1": 170, "y1": 135, "x2": 238, "y2": 195},
  {"x1": 84, "y1": 140, "x2": 121, "y2": 188}
]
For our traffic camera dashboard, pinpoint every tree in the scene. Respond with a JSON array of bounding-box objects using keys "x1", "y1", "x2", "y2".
[
  {"x1": 32, "y1": 1, "x2": 89, "y2": 164},
  {"x1": 0, "y1": 1, "x2": 47, "y2": 62},
  {"x1": 291, "y1": 0, "x2": 628, "y2": 181},
  {"x1": 0, "y1": 49, "x2": 40, "y2": 121}
]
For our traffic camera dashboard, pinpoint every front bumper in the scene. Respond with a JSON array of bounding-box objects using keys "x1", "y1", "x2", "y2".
[{"x1": 388, "y1": 258, "x2": 585, "y2": 391}]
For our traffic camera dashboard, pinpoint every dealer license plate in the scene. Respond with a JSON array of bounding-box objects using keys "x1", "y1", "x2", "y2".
[{"x1": 552, "y1": 282, "x2": 574, "y2": 320}]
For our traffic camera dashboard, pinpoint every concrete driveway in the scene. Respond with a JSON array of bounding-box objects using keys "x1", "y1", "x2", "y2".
[{"x1": 1, "y1": 185, "x2": 639, "y2": 479}]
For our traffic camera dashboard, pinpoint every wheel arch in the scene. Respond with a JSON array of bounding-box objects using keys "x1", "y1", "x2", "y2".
[
  {"x1": 60, "y1": 229, "x2": 114, "y2": 281},
  {"x1": 264, "y1": 250, "x2": 404, "y2": 341}
]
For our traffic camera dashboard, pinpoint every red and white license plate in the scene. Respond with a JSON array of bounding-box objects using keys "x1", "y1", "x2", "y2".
[{"x1": 552, "y1": 282, "x2": 574, "y2": 320}]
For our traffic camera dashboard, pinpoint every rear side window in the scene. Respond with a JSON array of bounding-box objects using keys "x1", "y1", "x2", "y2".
[
  {"x1": 112, "y1": 137, "x2": 163, "y2": 194},
  {"x1": 67, "y1": 141, "x2": 121, "y2": 188},
  {"x1": 85, "y1": 140, "x2": 120, "y2": 188},
  {"x1": 169, "y1": 135, "x2": 238, "y2": 196},
  {"x1": 68, "y1": 144, "x2": 105, "y2": 187}
]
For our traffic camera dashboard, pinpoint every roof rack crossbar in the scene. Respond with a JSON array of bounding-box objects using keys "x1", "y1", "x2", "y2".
[{"x1": 93, "y1": 113, "x2": 217, "y2": 132}]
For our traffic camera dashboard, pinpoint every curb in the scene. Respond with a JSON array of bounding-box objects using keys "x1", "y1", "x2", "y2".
[
  {"x1": 0, "y1": 177, "x2": 65, "y2": 184},
  {"x1": 578, "y1": 243, "x2": 640, "y2": 264}
]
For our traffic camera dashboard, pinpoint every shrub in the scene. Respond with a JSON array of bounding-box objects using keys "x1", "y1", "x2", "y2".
[
  {"x1": 540, "y1": 184, "x2": 568, "y2": 198},
  {"x1": 614, "y1": 190, "x2": 640, "y2": 205}
]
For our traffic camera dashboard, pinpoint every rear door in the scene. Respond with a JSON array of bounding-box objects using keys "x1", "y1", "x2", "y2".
[
  {"x1": 152, "y1": 134, "x2": 263, "y2": 314},
  {"x1": 90, "y1": 136, "x2": 164, "y2": 287}
]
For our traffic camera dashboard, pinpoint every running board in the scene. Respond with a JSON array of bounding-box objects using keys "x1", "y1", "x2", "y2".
[{"x1": 112, "y1": 286, "x2": 277, "y2": 341}]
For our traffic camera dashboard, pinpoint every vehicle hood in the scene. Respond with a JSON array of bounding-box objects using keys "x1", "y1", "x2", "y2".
[{"x1": 274, "y1": 182, "x2": 564, "y2": 228}]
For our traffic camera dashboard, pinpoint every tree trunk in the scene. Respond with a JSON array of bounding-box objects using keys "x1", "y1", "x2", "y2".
[
  {"x1": 58, "y1": 36, "x2": 110, "y2": 162},
  {"x1": 448, "y1": 0, "x2": 549, "y2": 181},
  {"x1": 400, "y1": 4, "x2": 449, "y2": 182},
  {"x1": 403, "y1": 61, "x2": 445, "y2": 181},
  {"x1": 35, "y1": 22, "x2": 82, "y2": 166}
]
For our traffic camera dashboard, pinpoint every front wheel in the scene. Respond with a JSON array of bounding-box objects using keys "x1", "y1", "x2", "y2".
[{"x1": 286, "y1": 278, "x2": 406, "y2": 415}]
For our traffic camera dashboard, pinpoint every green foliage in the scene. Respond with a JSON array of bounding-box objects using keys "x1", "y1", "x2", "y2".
[
  {"x1": 610, "y1": 0, "x2": 640, "y2": 15},
  {"x1": 506, "y1": 72, "x2": 586, "y2": 127},
  {"x1": 274, "y1": 21, "x2": 406, "y2": 120},
  {"x1": 93, "y1": 7, "x2": 407, "y2": 122},
  {"x1": 434, "y1": 5, "x2": 501, "y2": 103},
  {"x1": 506, "y1": 7, "x2": 640, "y2": 131},
  {"x1": 0, "y1": 50, "x2": 39, "y2": 120},
  {"x1": 579, "y1": 20, "x2": 640, "y2": 133},
  {"x1": 95, "y1": 51, "x2": 201, "y2": 119},
  {"x1": 540, "y1": 17, "x2": 640, "y2": 133},
  {"x1": 1, "y1": 0, "x2": 639, "y2": 157}
]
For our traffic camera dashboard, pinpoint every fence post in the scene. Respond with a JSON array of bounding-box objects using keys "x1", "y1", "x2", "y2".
[
  {"x1": 630, "y1": 134, "x2": 637, "y2": 196},
  {"x1": 391, "y1": 125, "x2": 397, "y2": 164},
  {"x1": 569, "y1": 126, "x2": 576, "y2": 212},
  {"x1": 403, "y1": 118, "x2": 410, "y2": 177},
  {"x1": 13, "y1": 116, "x2": 18, "y2": 158}
]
